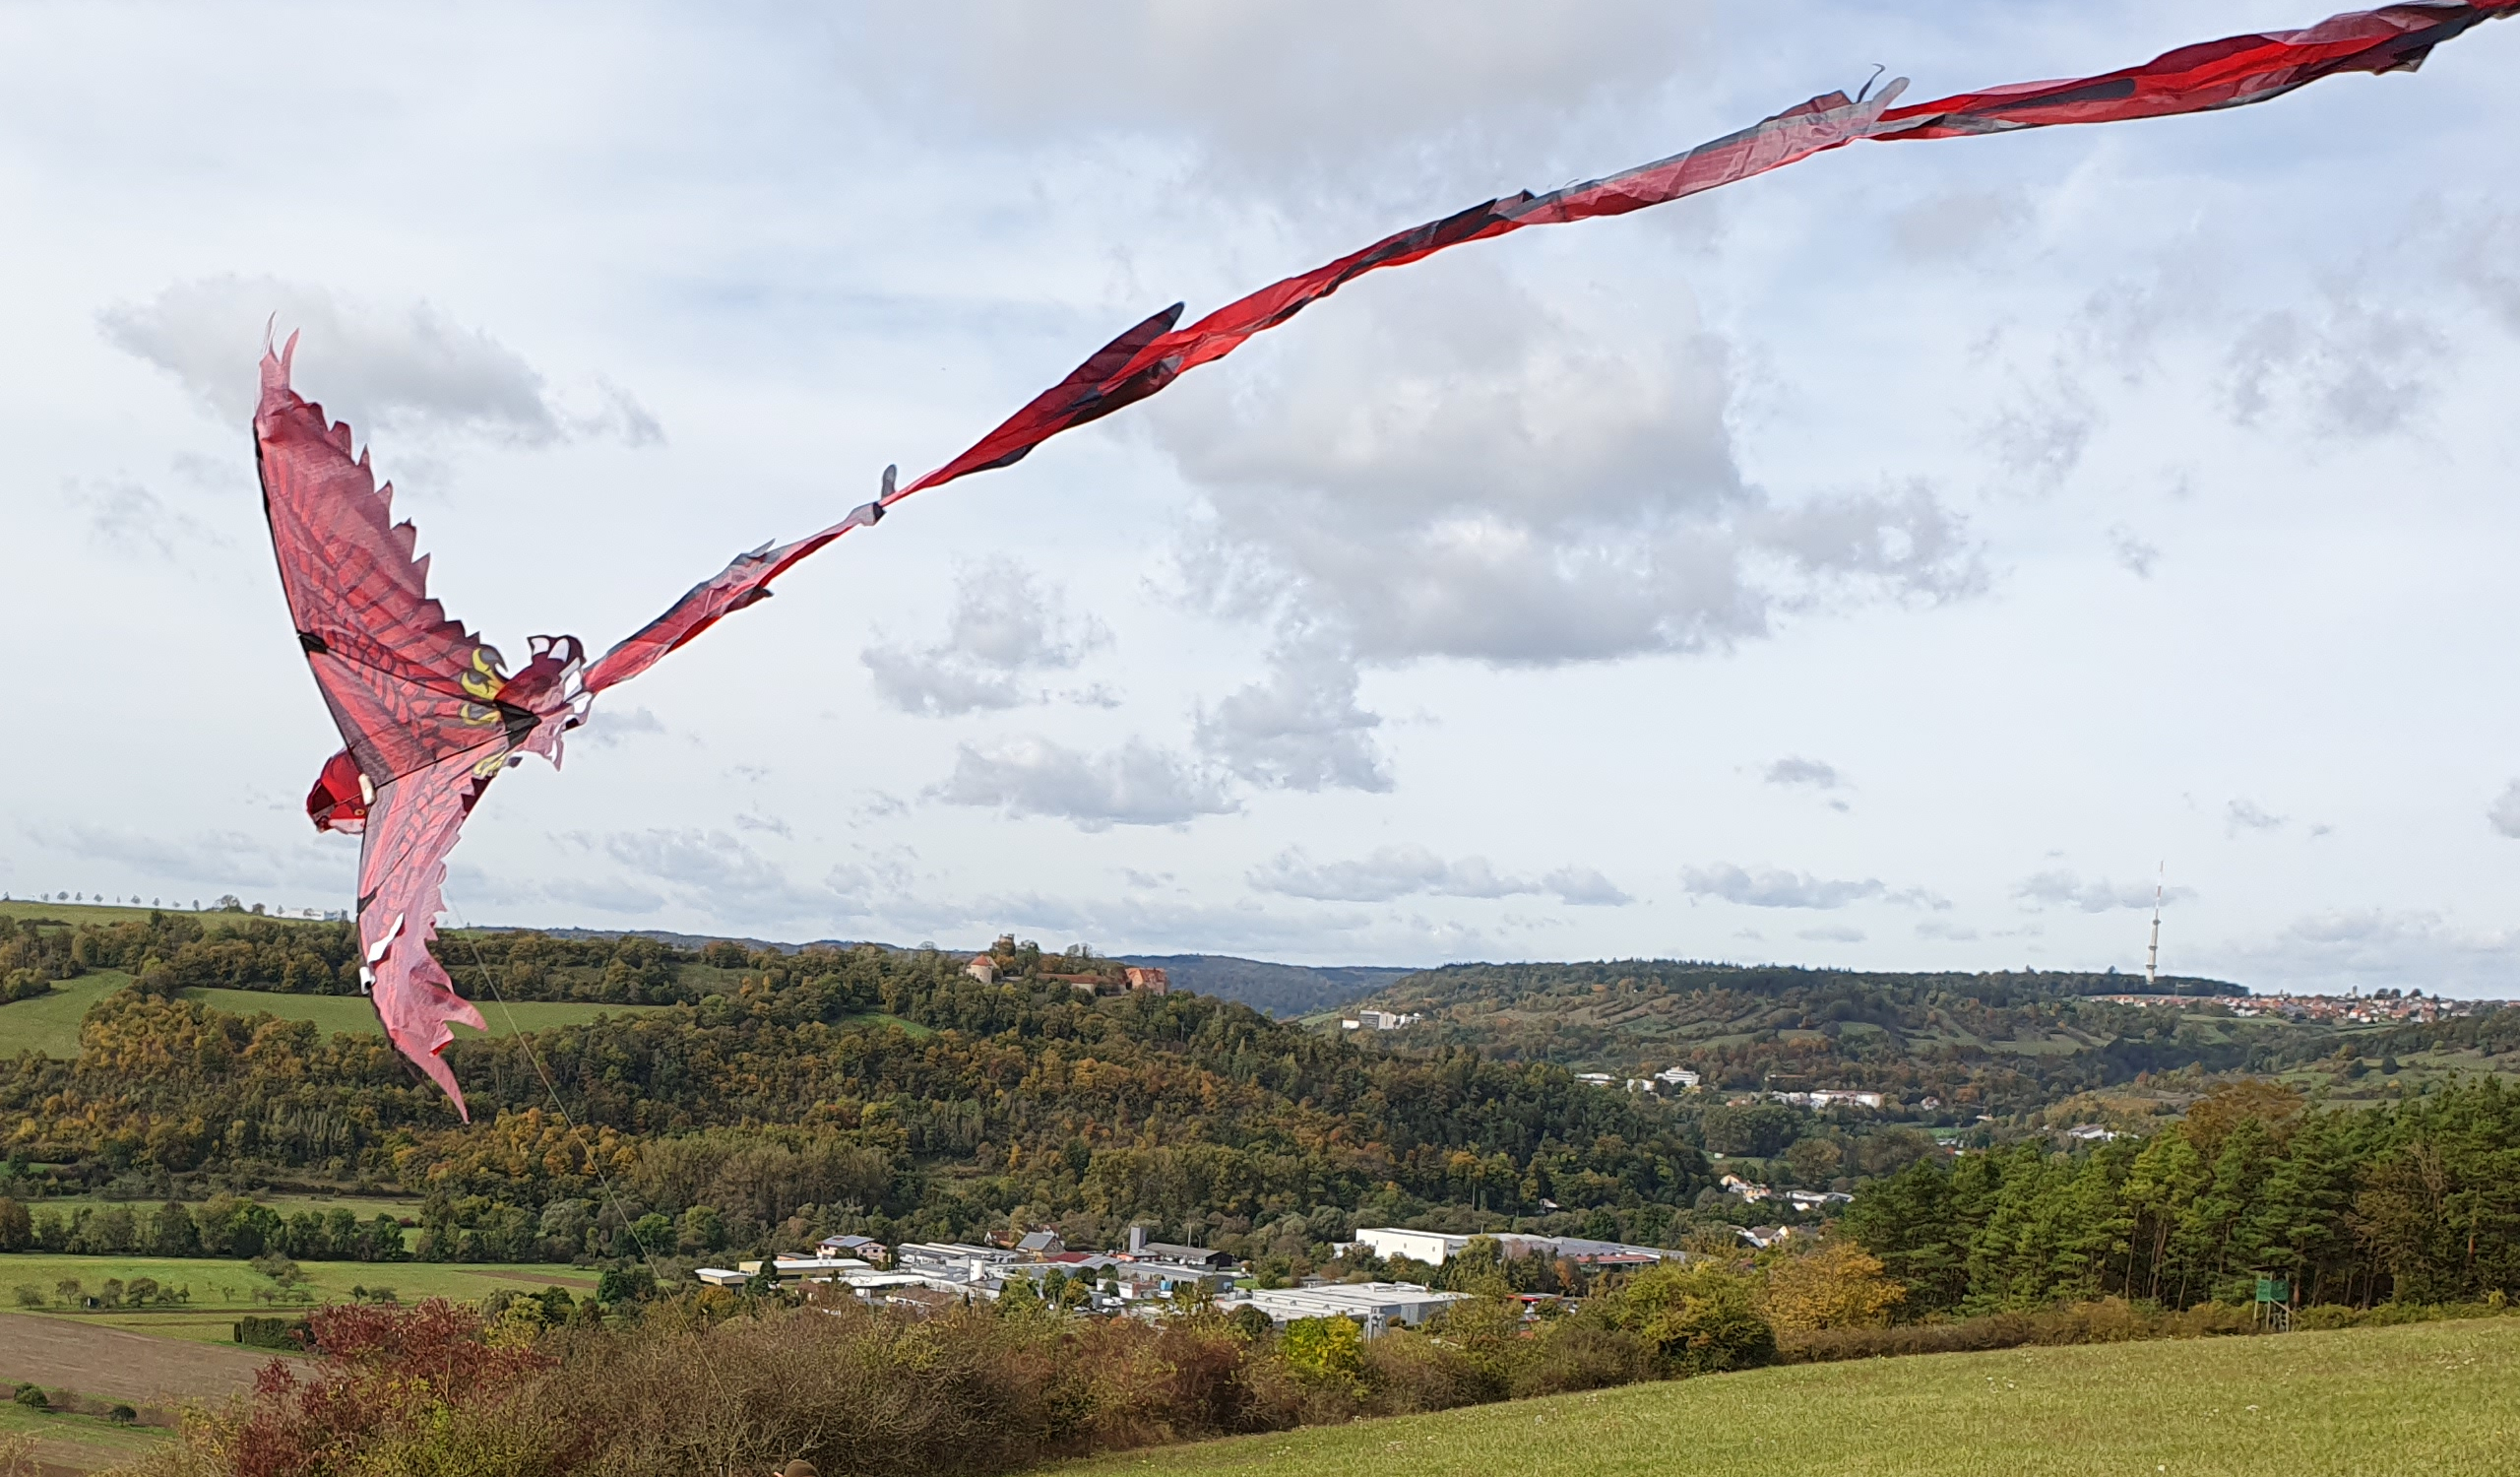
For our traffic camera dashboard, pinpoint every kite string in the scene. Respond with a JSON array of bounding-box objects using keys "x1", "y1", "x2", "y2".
[{"x1": 441, "y1": 895, "x2": 668, "y2": 1290}]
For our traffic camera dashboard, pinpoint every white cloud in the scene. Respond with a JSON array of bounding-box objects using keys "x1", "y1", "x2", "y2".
[
  {"x1": 1679, "y1": 863, "x2": 1943, "y2": 912},
  {"x1": 2227, "y1": 799, "x2": 2288, "y2": 836},
  {"x1": 933, "y1": 737, "x2": 1236, "y2": 830},
  {"x1": 2217, "y1": 908, "x2": 2520, "y2": 995},
  {"x1": 2014, "y1": 870, "x2": 2186, "y2": 914},
  {"x1": 1250, "y1": 846, "x2": 1630, "y2": 907},
  {"x1": 99, "y1": 277, "x2": 578, "y2": 442},
  {"x1": 1194, "y1": 638, "x2": 1389, "y2": 793},
  {"x1": 1156, "y1": 261, "x2": 1980, "y2": 670},
  {"x1": 2488, "y1": 781, "x2": 2520, "y2": 840},
  {"x1": 1797, "y1": 924, "x2": 1865, "y2": 943},
  {"x1": 863, "y1": 559, "x2": 1110, "y2": 717}
]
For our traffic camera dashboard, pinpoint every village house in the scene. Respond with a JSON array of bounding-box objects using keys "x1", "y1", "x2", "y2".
[{"x1": 817, "y1": 1234, "x2": 889, "y2": 1265}]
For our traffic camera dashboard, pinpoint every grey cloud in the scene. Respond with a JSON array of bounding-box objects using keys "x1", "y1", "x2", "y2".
[
  {"x1": 2217, "y1": 908, "x2": 2520, "y2": 995},
  {"x1": 853, "y1": 0, "x2": 1713, "y2": 183},
  {"x1": 28, "y1": 823, "x2": 352, "y2": 895},
  {"x1": 2488, "y1": 780, "x2": 2520, "y2": 839},
  {"x1": 2109, "y1": 527, "x2": 2159, "y2": 579},
  {"x1": 1158, "y1": 265, "x2": 1979, "y2": 670},
  {"x1": 581, "y1": 705, "x2": 667, "y2": 749},
  {"x1": 539, "y1": 877, "x2": 666, "y2": 916},
  {"x1": 863, "y1": 560, "x2": 1108, "y2": 718},
  {"x1": 1888, "y1": 188, "x2": 2029, "y2": 264},
  {"x1": 2014, "y1": 870, "x2": 2186, "y2": 913},
  {"x1": 1681, "y1": 864, "x2": 1922, "y2": 912},
  {"x1": 1984, "y1": 375, "x2": 2096, "y2": 494},
  {"x1": 1764, "y1": 757, "x2": 1842, "y2": 791},
  {"x1": 596, "y1": 828, "x2": 840, "y2": 924},
  {"x1": 99, "y1": 276, "x2": 646, "y2": 446},
  {"x1": 1916, "y1": 920, "x2": 1981, "y2": 941},
  {"x1": 733, "y1": 811, "x2": 793, "y2": 838},
  {"x1": 2222, "y1": 296, "x2": 2442, "y2": 437},
  {"x1": 933, "y1": 737, "x2": 1236, "y2": 830},
  {"x1": 1194, "y1": 640, "x2": 1389, "y2": 793},
  {"x1": 1797, "y1": 924, "x2": 1865, "y2": 943},
  {"x1": 69, "y1": 480, "x2": 225, "y2": 559},
  {"x1": 2227, "y1": 799, "x2": 2288, "y2": 836},
  {"x1": 1250, "y1": 846, "x2": 1630, "y2": 906}
]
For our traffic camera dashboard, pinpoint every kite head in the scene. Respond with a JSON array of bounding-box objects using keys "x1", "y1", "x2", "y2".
[{"x1": 308, "y1": 747, "x2": 371, "y2": 833}]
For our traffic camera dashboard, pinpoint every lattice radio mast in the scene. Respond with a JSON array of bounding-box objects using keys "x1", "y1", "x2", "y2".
[{"x1": 2145, "y1": 864, "x2": 2164, "y2": 990}]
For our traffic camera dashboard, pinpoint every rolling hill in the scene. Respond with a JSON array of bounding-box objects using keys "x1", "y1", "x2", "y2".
[{"x1": 1047, "y1": 1318, "x2": 2520, "y2": 1477}]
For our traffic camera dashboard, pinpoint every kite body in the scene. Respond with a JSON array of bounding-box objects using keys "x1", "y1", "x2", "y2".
[
  {"x1": 258, "y1": 1, "x2": 2512, "y2": 1119},
  {"x1": 256, "y1": 341, "x2": 589, "y2": 1118}
]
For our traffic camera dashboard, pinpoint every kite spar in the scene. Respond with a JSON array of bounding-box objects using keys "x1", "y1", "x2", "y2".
[{"x1": 259, "y1": 0, "x2": 2513, "y2": 1118}]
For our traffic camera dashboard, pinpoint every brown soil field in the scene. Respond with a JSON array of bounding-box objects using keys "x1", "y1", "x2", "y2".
[{"x1": 0, "y1": 1312, "x2": 281, "y2": 1403}]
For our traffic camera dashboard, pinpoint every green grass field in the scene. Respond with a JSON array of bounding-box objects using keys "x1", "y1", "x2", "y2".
[
  {"x1": 179, "y1": 988, "x2": 667, "y2": 1040},
  {"x1": 1051, "y1": 1320, "x2": 2519, "y2": 1477},
  {"x1": 1, "y1": 1252, "x2": 598, "y2": 1326},
  {"x1": 0, "y1": 900, "x2": 329, "y2": 929},
  {"x1": 30, "y1": 1192, "x2": 418, "y2": 1222},
  {"x1": 0, "y1": 1394, "x2": 174, "y2": 1466},
  {"x1": 0, "y1": 972, "x2": 133, "y2": 1059},
  {"x1": 0, "y1": 977, "x2": 673, "y2": 1060}
]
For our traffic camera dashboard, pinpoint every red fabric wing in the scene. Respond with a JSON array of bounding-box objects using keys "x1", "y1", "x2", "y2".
[
  {"x1": 353, "y1": 752, "x2": 492, "y2": 1122},
  {"x1": 257, "y1": 337, "x2": 531, "y2": 1119},
  {"x1": 1877, "y1": 1, "x2": 2515, "y2": 139},
  {"x1": 255, "y1": 338, "x2": 519, "y2": 790}
]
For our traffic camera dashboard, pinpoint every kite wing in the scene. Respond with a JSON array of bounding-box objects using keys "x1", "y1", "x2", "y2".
[
  {"x1": 256, "y1": 339, "x2": 588, "y2": 1119},
  {"x1": 574, "y1": 3, "x2": 2513, "y2": 696}
]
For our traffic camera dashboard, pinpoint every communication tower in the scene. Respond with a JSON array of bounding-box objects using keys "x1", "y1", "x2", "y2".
[{"x1": 2145, "y1": 865, "x2": 2164, "y2": 990}]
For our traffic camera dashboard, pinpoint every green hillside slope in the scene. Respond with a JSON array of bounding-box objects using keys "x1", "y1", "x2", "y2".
[
  {"x1": 1342, "y1": 961, "x2": 2493, "y2": 1117},
  {"x1": 1050, "y1": 1318, "x2": 2518, "y2": 1477}
]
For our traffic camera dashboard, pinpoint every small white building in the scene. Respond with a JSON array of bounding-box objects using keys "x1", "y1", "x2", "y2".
[{"x1": 1655, "y1": 1067, "x2": 1701, "y2": 1090}]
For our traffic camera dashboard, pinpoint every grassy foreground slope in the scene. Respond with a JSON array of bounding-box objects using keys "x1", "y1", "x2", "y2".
[{"x1": 1055, "y1": 1320, "x2": 2517, "y2": 1477}]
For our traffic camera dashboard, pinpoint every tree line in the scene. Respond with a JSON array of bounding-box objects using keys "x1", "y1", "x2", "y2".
[{"x1": 1843, "y1": 1078, "x2": 2520, "y2": 1311}]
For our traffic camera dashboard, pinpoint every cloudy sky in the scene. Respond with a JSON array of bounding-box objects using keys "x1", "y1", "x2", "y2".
[{"x1": 6, "y1": 1, "x2": 2520, "y2": 993}]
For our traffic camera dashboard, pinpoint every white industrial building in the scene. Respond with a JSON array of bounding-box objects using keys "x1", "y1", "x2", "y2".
[
  {"x1": 1234, "y1": 1282, "x2": 1471, "y2": 1336},
  {"x1": 1348, "y1": 1227, "x2": 1683, "y2": 1267}
]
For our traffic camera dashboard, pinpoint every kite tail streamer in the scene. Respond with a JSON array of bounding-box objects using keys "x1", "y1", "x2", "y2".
[{"x1": 587, "y1": 1, "x2": 2513, "y2": 700}]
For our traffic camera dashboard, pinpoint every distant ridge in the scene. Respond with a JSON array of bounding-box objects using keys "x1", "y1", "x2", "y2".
[{"x1": 488, "y1": 926, "x2": 1416, "y2": 1019}]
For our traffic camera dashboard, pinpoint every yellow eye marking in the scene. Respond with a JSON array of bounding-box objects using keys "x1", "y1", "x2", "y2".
[{"x1": 461, "y1": 647, "x2": 508, "y2": 701}]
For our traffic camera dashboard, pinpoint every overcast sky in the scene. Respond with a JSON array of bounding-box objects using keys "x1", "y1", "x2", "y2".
[{"x1": 6, "y1": 2, "x2": 2520, "y2": 993}]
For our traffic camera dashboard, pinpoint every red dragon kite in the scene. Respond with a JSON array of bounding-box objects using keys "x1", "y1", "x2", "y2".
[{"x1": 258, "y1": 1, "x2": 2513, "y2": 1119}]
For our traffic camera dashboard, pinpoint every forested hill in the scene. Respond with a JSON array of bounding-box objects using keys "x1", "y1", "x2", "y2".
[
  {"x1": 1340, "y1": 961, "x2": 2339, "y2": 1116},
  {"x1": 0, "y1": 911, "x2": 1712, "y2": 1261},
  {"x1": 1116, "y1": 955, "x2": 1417, "y2": 1018}
]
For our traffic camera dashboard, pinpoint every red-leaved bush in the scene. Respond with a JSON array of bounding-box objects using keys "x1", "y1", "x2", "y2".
[{"x1": 222, "y1": 1301, "x2": 551, "y2": 1477}]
